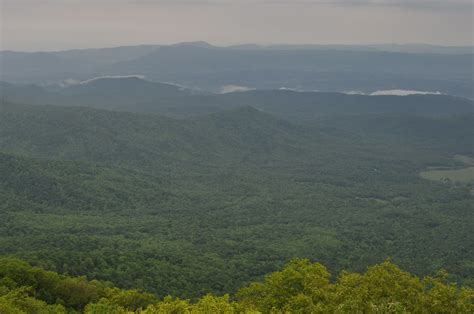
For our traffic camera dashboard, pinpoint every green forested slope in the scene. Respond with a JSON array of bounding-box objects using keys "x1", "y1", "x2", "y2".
[
  {"x1": 0, "y1": 258, "x2": 472, "y2": 313},
  {"x1": 0, "y1": 102, "x2": 314, "y2": 169},
  {"x1": 2, "y1": 79, "x2": 473, "y2": 118},
  {"x1": 0, "y1": 152, "x2": 180, "y2": 213},
  {"x1": 0, "y1": 101, "x2": 472, "y2": 298}
]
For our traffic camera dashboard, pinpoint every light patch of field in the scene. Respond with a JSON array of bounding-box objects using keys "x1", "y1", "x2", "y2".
[
  {"x1": 454, "y1": 154, "x2": 474, "y2": 166},
  {"x1": 426, "y1": 166, "x2": 452, "y2": 170},
  {"x1": 420, "y1": 167, "x2": 474, "y2": 183}
]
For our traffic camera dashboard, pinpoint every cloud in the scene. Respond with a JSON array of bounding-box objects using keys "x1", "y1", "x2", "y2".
[
  {"x1": 3, "y1": 0, "x2": 471, "y2": 51},
  {"x1": 220, "y1": 85, "x2": 255, "y2": 93},
  {"x1": 343, "y1": 89, "x2": 444, "y2": 96},
  {"x1": 134, "y1": 0, "x2": 472, "y2": 9},
  {"x1": 4, "y1": 0, "x2": 472, "y2": 8},
  {"x1": 344, "y1": 90, "x2": 365, "y2": 95},
  {"x1": 351, "y1": 0, "x2": 472, "y2": 10},
  {"x1": 154, "y1": 0, "x2": 470, "y2": 11},
  {"x1": 370, "y1": 89, "x2": 443, "y2": 96},
  {"x1": 61, "y1": 75, "x2": 147, "y2": 86}
]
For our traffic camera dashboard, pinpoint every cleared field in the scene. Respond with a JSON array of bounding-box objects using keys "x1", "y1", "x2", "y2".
[
  {"x1": 420, "y1": 166, "x2": 474, "y2": 183},
  {"x1": 454, "y1": 154, "x2": 474, "y2": 166}
]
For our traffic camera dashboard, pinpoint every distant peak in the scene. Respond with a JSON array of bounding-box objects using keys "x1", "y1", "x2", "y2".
[{"x1": 170, "y1": 41, "x2": 214, "y2": 48}]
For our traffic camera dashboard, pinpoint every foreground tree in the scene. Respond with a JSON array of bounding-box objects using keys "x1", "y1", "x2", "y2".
[
  {"x1": 1, "y1": 258, "x2": 472, "y2": 313},
  {"x1": 236, "y1": 259, "x2": 473, "y2": 313}
]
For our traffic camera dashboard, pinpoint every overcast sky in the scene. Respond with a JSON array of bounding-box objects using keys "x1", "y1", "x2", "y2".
[{"x1": 1, "y1": 0, "x2": 473, "y2": 51}]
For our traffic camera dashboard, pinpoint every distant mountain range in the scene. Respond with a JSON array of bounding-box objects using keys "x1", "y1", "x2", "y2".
[{"x1": 2, "y1": 42, "x2": 472, "y2": 98}]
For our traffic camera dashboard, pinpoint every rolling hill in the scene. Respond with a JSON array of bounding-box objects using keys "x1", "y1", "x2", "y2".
[
  {"x1": 2, "y1": 43, "x2": 473, "y2": 98},
  {"x1": 2, "y1": 78, "x2": 473, "y2": 119},
  {"x1": 1, "y1": 100, "x2": 473, "y2": 296}
]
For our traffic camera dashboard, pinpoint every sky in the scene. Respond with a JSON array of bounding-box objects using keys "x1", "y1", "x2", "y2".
[{"x1": 1, "y1": 0, "x2": 473, "y2": 51}]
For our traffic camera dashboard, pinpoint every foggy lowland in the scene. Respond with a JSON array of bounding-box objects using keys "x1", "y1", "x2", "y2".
[{"x1": 0, "y1": 0, "x2": 473, "y2": 313}]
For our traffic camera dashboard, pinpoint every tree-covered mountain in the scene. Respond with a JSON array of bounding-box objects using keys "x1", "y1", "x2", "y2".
[
  {"x1": 1, "y1": 99, "x2": 472, "y2": 298},
  {"x1": 2, "y1": 43, "x2": 473, "y2": 98},
  {"x1": 2, "y1": 78, "x2": 473, "y2": 119},
  {"x1": 0, "y1": 101, "x2": 315, "y2": 170},
  {"x1": 0, "y1": 78, "x2": 194, "y2": 112},
  {"x1": 197, "y1": 90, "x2": 474, "y2": 121},
  {"x1": 0, "y1": 150, "x2": 195, "y2": 214}
]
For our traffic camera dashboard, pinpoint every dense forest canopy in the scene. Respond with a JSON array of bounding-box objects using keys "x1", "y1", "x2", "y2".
[
  {"x1": 0, "y1": 93, "x2": 473, "y2": 301},
  {"x1": 1, "y1": 258, "x2": 472, "y2": 313},
  {"x1": 0, "y1": 50, "x2": 473, "y2": 313}
]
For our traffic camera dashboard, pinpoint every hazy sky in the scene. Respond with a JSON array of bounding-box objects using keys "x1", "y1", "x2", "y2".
[{"x1": 1, "y1": 0, "x2": 473, "y2": 51}]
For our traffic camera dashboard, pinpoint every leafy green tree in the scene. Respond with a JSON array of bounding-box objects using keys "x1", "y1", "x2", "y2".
[
  {"x1": 141, "y1": 296, "x2": 191, "y2": 313},
  {"x1": 237, "y1": 258, "x2": 331, "y2": 312},
  {"x1": 192, "y1": 294, "x2": 235, "y2": 313},
  {"x1": 0, "y1": 287, "x2": 66, "y2": 313},
  {"x1": 237, "y1": 258, "x2": 474, "y2": 313},
  {"x1": 1, "y1": 257, "x2": 473, "y2": 313},
  {"x1": 105, "y1": 288, "x2": 157, "y2": 311},
  {"x1": 85, "y1": 298, "x2": 129, "y2": 314}
]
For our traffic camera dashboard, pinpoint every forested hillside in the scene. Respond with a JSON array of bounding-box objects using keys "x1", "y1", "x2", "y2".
[
  {"x1": 1, "y1": 99, "x2": 473, "y2": 299},
  {"x1": 1, "y1": 258, "x2": 472, "y2": 313},
  {"x1": 2, "y1": 78, "x2": 473, "y2": 118}
]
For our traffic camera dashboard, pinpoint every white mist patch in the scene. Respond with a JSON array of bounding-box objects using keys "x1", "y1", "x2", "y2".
[
  {"x1": 278, "y1": 87, "x2": 319, "y2": 92},
  {"x1": 62, "y1": 75, "x2": 147, "y2": 86},
  {"x1": 344, "y1": 90, "x2": 365, "y2": 95},
  {"x1": 369, "y1": 89, "x2": 443, "y2": 96},
  {"x1": 61, "y1": 79, "x2": 81, "y2": 86},
  {"x1": 220, "y1": 85, "x2": 255, "y2": 93},
  {"x1": 278, "y1": 87, "x2": 303, "y2": 92}
]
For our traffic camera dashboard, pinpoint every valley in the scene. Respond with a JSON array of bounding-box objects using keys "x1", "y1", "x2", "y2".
[{"x1": 1, "y1": 93, "x2": 473, "y2": 298}]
